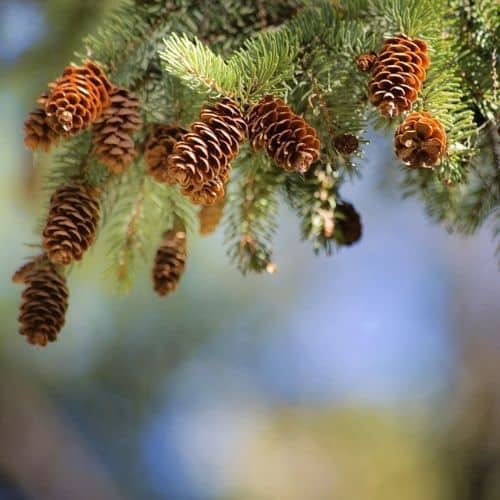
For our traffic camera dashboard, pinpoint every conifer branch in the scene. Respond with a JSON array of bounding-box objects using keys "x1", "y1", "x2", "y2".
[{"x1": 225, "y1": 150, "x2": 283, "y2": 274}]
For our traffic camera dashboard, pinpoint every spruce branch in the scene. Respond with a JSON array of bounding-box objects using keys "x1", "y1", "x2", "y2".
[
  {"x1": 285, "y1": 161, "x2": 339, "y2": 254},
  {"x1": 225, "y1": 150, "x2": 283, "y2": 274},
  {"x1": 160, "y1": 33, "x2": 237, "y2": 97},
  {"x1": 228, "y1": 30, "x2": 300, "y2": 101}
]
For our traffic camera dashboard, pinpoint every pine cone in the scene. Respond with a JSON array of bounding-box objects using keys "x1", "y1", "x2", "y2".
[
  {"x1": 167, "y1": 98, "x2": 246, "y2": 205},
  {"x1": 198, "y1": 197, "x2": 226, "y2": 235},
  {"x1": 334, "y1": 133, "x2": 359, "y2": 155},
  {"x1": 368, "y1": 34, "x2": 430, "y2": 117},
  {"x1": 24, "y1": 93, "x2": 59, "y2": 152},
  {"x1": 335, "y1": 202, "x2": 362, "y2": 246},
  {"x1": 247, "y1": 95, "x2": 320, "y2": 173},
  {"x1": 152, "y1": 228, "x2": 187, "y2": 296},
  {"x1": 91, "y1": 86, "x2": 142, "y2": 173},
  {"x1": 356, "y1": 52, "x2": 377, "y2": 73},
  {"x1": 45, "y1": 61, "x2": 112, "y2": 135},
  {"x1": 42, "y1": 183, "x2": 101, "y2": 265},
  {"x1": 394, "y1": 111, "x2": 447, "y2": 168},
  {"x1": 16, "y1": 259, "x2": 69, "y2": 346},
  {"x1": 145, "y1": 125, "x2": 187, "y2": 183}
]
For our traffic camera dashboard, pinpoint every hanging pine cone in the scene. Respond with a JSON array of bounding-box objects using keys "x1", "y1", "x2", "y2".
[
  {"x1": 394, "y1": 111, "x2": 447, "y2": 168},
  {"x1": 368, "y1": 34, "x2": 430, "y2": 118},
  {"x1": 15, "y1": 259, "x2": 69, "y2": 346},
  {"x1": 42, "y1": 183, "x2": 101, "y2": 265},
  {"x1": 356, "y1": 52, "x2": 377, "y2": 73},
  {"x1": 198, "y1": 197, "x2": 226, "y2": 235},
  {"x1": 334, "y1": 133, "x2": 359, "y2": 155},
  {"x1": 335, "y1": 201, "x2": 362, "y2": 246},
  {"x1": 167, "y1": 98, "x2": 247, "y2": 205},
  {"x1": 45, "y1": 61, "x2": 112, "y2": 135},
  {"x1": 24, "y1": 93, "x2": 59, "y2": 152},
  {"x1": 152, "y1": 227, "x2": 187, "y2": 296},
  {"x1": 247, "y1": 95, "x2": 320, "y2": 173},
  {"x1": 91, "y1": 86, "x2": 142, "y2": 174},
  {"x1": 145, "y1": 125, "x2": 187, "y2": 183}
]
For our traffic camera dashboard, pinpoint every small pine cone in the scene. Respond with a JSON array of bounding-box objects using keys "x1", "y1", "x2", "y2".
[
  {"x1": 247, "y1": 95, "x2": 320, "y2": 173},
  {"x1": 17, "y1": 261, "x2": 69, "y2": 346},
  {"x1": 167, "y1": 98, "x2": 247, "y2": 204},
  {"x1": 198, "y1": 197, "x2": 225, "y2": 235},
  {"x1": 356, "y1": 52, "x2": 377, "y2": 73},
  {"x1": 91, "y1": 87, "x2": 142, "y2": 174},
  {"x1": 145, "y1": 125, "x2": 187, "y2": 183},
  {"x1": 334, "y1": 133, "x2": 359, "y2": 155},
  {"x1": 24, "y1": 93, "x2": 59, "y2": 152},
  {"x1": 45, "y1": 61, "x2": 112, "y2": 135},
  {"x1": 394, "y1": 111, "x2": 447, "y2": 168},
  {"x1": 152, "y1": 228, "x2": 187, "y2": 296},
  {"x1": 368, "y1": 34, "x2": 430, "y2": 117},
  {"x1": 335, "y1": 202, "x2": 362, "y2": 246},
  {"x1": 42, "y1": 183, "x2": 101, "y2": 265}
]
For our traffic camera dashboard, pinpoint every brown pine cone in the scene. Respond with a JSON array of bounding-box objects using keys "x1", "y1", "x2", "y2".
[
  {"x1": 394, "y1": 111, "x2": 447, "y2": 168},
  {"x1": 24, "y1": 93, "x2": 59, "y2": 152},
  {"x1": 167, "y1": 98, "x2": 247, "y2": 205},
  {"x1": 356, "y1": 52, "x2": 377, "y2": 73},
  {"x1": 91, "y1": 86, "x2": 142, "y2": 174},
  {"x1": 24, "y1": 108, "x2": 59, "y2": 152},
  {"x1": 368, "y1": 34, "x2": 430, "y2": 117},
  {"x1": 145, "y1": 125, "x2": 187, "y2": 183},
  {"x1": 42, "y1": 183, "x2": 101, "y2": 265},
  {"x1": 198, "y1": 197, "x2": 226, "y2": 235},
  {"x1": 247, "y1": 95, "x2": 320, "y2": 173},
  {"x1": 45, "y1": 61, "x2": 112, "y2": 135},
  {"x1": 335, "y1": 202, "x2": 362, "y2": 246},
  {"x1": 334, "y1": 133, "x2": 359, "y2": 155},
  {"x1": 152, "y1": 227, "x2": 187, "y2": 296},
  {"x1": 16, "y1": 259, "x2": 69, "y2": 346}
]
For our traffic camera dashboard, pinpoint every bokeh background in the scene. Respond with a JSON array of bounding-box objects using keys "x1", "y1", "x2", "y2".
[{"x1": 1, "y1": 1, "x2": 500, "y2": 499}]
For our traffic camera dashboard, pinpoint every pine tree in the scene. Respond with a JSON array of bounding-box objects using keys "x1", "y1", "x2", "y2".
[{"x1": 15, "y1": 0, "x2": 499, "y2": 345}]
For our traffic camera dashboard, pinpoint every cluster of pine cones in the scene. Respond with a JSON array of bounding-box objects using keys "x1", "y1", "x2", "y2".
[
  {"x1": 17, "y1": 58, "x2": 323, "y2": 347},
  {"x1": 15, "y1": 31, "x2": 449, "y2": 348},
  {"x1": 357, "y1": 33, "x2": 447, "y2": 169}
]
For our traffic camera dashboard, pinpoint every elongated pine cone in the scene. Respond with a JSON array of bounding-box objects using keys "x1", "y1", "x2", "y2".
[
  {"x1": 198, "y1": 197, "x2": 226, "y2": 235},
  {"x1": 247, "y1": 95, "x2": 320, "y2": 173},
  {"x1": 91, "y1": 87, "x2": 142, "y2": 173},
  {"x1": 24, "y1": 93, "x2": 59, "y2": 151},
  {"x1": 395, "y1": 111, "x2": 447, "y2": 168},
  {"x1": 335, "y1": 202, "x2": 362, "y2": 246},
  {"x1": 14, "y1": 258, "x2": 69, "y2": 346},
  {"x1": 167, "y1": 98, "x2": 247, "y2": 205},
  {"x1": 145, "y1": 125, "x2": 187, "y2": 183},
  {"x1": 368, "y1": 34, "x2": 430, "y2": 117},
  {"x1": 152, "y1": 228, "x2": 187, "y2": 296},
  {"x1": 42, "y1": 183, "x2": 101, "y2": 265},
  {"x1": 45, "y1": 61, "x2": 112, "y2": 135}
]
